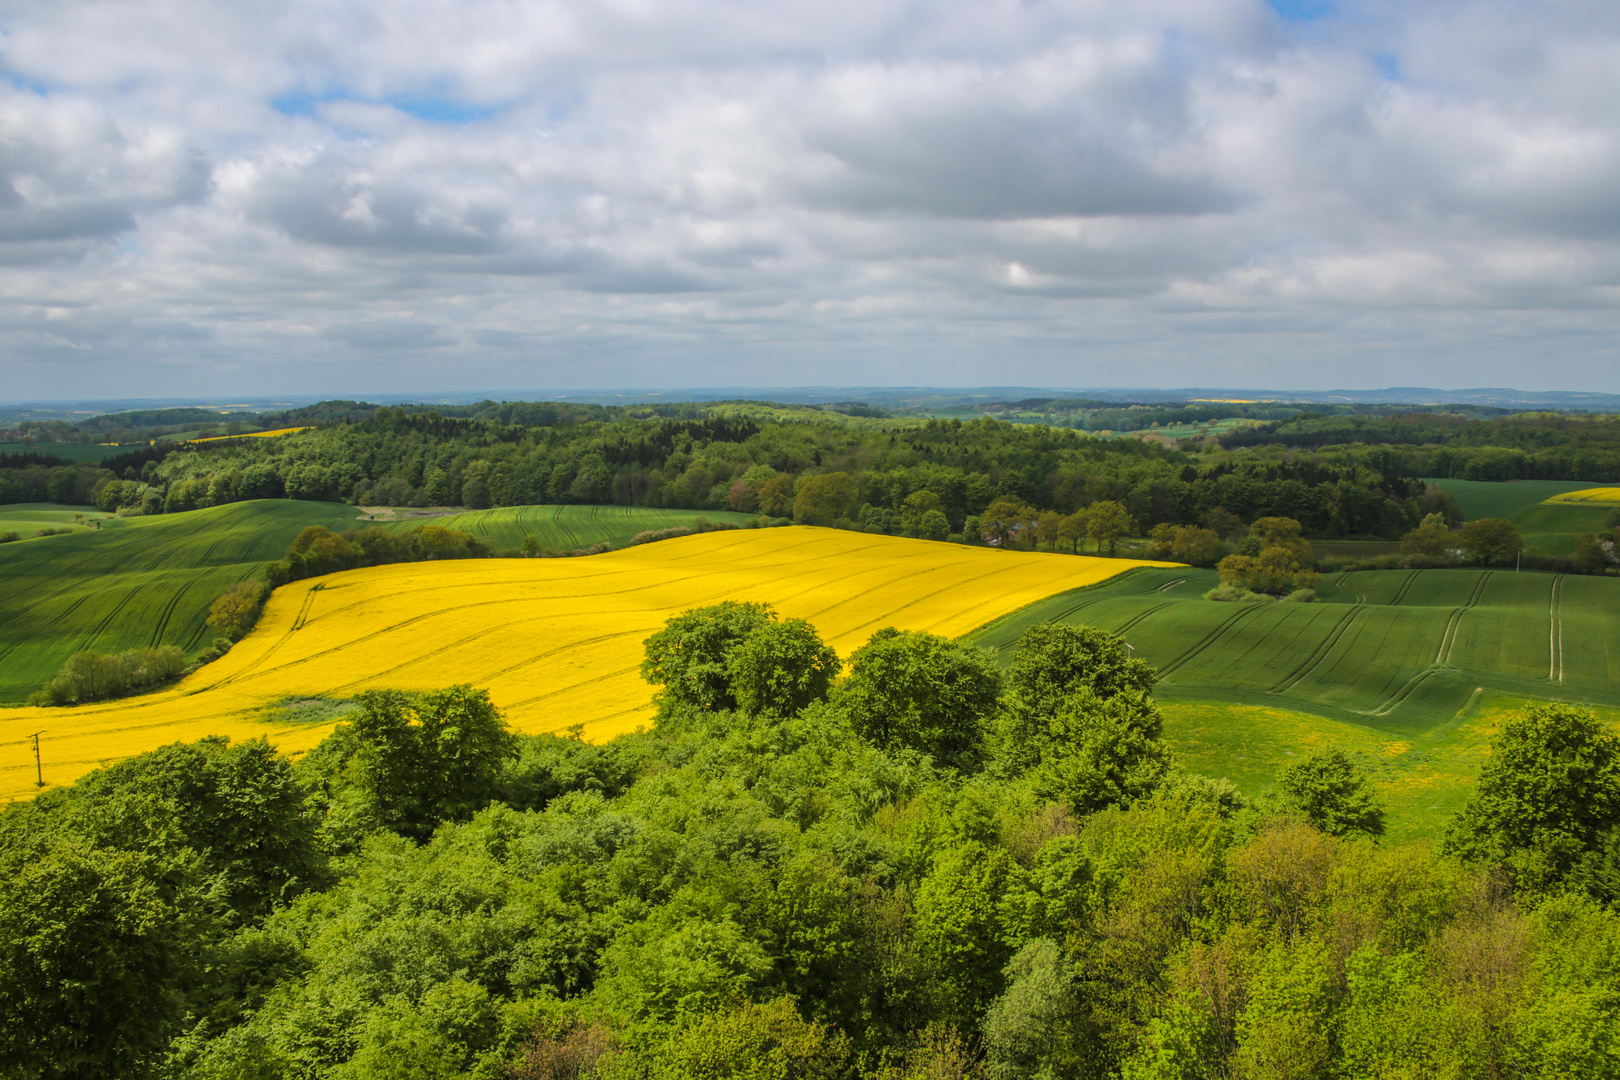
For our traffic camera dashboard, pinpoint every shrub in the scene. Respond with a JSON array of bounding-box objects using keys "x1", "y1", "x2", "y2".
[
  {"x1": 33, "y1": 646, "x2": 187, "y2": 706},
  {"x1": 0, "y1": 531, "x2": 19, "y2": 544},
  {"x1": 1205, "y1": 585, "x2": 1275, "y2": 603},
  {"x1": 1283, "y1": 588, "x2": 1317, "y2": 603},
  {"x1": 205, "y1": 579, "x2": 266, "y2": 642}
]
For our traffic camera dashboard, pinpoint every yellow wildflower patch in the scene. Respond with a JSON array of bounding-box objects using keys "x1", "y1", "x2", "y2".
[
  {"x1": 1543, "y1": 487, "x2": 1620, "y2": 504},
  {"x1": 0, "y1": 528, "x2": 1171, "y2": 800}
]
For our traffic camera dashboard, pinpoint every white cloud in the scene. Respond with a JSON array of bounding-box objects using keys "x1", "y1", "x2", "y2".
[{"x1": 1, "y1": 0, "x2": 1618, "y2": 396}]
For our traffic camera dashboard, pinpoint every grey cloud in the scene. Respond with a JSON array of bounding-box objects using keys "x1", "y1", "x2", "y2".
[{"x1": 1, "y1": 0, "x2": 1619, "y2": 395}]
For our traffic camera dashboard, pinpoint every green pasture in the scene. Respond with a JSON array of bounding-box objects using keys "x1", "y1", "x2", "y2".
[
  {"x1": 971, "y1": 565, "x2": 1620, "y2": 838},
  {"x1": 371, "y1": 503, "x2": 759, "y2": 552},
  {"x1": 0, "y1": 503, "x2": 110, "y2": 538},
  {"x1": 0, "y1": 500, "x2": 361, "y2": 703},
  {"x1": 1431, "y1": 477, "x2": 1615, "y2": 554}
]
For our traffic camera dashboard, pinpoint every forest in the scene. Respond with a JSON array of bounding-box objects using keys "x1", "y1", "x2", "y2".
[
  {"x1": 48, "y1": 407, "x2": 1456, "y2": 541},
  {"x1": 4, "y1": 609, "x2": 1619, "y2": 1079}
]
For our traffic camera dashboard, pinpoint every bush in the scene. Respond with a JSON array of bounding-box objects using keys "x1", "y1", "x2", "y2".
[
  {"x1": 1283, "y1": 588, "x2": 1317, "y2": 603},
  {"x1": 32, "y1": 646, "x2": 187, "y2": 706},
  {"x1": 0, "y1": 531, "x2": 19, "y2": 544},
  {"x1": 205, "y1": 579, "x2": 266, "y2": 642},
  {"x1": 1205, "y1": 585, "x2": 1275, "y2": 603}
]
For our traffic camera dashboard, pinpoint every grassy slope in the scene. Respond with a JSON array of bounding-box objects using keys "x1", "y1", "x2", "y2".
[
  {"x1": 0, "y1": 504, "x2": 110, "y2": 537},
  {"x1": 1432, "y1": 478, "x2": 1612, "y2": 554},
  {"x1": 0, "y1": 501, "x2": 760, "y2": 704},
  {"x1": 0, "y1": 500, "x2": 360, "y2": 703},
  {"x1": 374, "y1": 504, "x2": 759, "y2": 551},
  {"x1": 969, "y1": 564, "x2": 1620, "y2": 839}
]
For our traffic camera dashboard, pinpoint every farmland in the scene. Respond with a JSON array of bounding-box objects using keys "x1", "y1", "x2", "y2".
[
  {"x1": 1432, "y1": 477, "x2": 1616, "y2": 553},
  {"x1": 969, "y1": 565, "x2": 1620, "y2": 727},
  {"x1": 1547, "y1": 486, "x2": 1620, "y2": 503},
  {"x1": 0, "y1": 529, "x2": 1169, "y2": 800},
  {"x1": 0, "y1": 501, "x2": 764, "y2": 706},
  {"x1": 0, "y1": 500, "x2": 363, "y2": 704}
]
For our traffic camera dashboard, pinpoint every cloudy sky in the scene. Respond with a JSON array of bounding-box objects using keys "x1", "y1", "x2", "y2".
[{"x1": 2, "y1": 0, "x2": 1618, "y2": 399}]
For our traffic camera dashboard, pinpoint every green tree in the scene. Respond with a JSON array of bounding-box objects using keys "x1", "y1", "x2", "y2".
[
  {"x1": 1572, "y1": 532, "x2": 1613, "y2": 575},
  {"x1": 1003, "y1": 623, "x2": 1157, "y2": 722},
  {"x1": 834, "y1": 628, "x2": 1001, "y2": 769},
  {"x1": 979, "y1": 497, "x2": 1037, "y2": 547},
  {"x1": 1444, "y1": 704, "x2": 1620, "y2": 893},
  {"x1": 902, "y1": 489, "x2": 944, "y2": 536},
  {"x1": 793, "y1": 472, "x2": 859, "y2": 526},
  {"x1": 725, "y1": 618, "x2": 840, "y2": 717},
  {"x1": 0, "y1": 844, "x2": 196, "y2": 1080},
  {"x1": 983, "y1": 939, "x2": 1086, "y2": 1080},
  {"x1": 641, "y1": 601, "x2": 778, "y2": 712},
  {"x1": 913, "y1": 842, "x2": 1019, "y2": 1024},
  {"x1": 349, "y1": 685, "x2": 518, "y2": 841},
  {"x1": 205, "y1": 579, "x2": 266, "y2": 642},
  {"x1": 918, "y1": 509, "x2": 951, "y2": 543},
  {"x1": 634, "y1": 997, "x2": 851, "y2": 1080},
  {"x1": 1249, "y1": 517, "x2": 1311, "y2": 561},
  {"x1": 757, "y1": 474, "x2": 795, "y2": 517},
  {"x1": 1400, "y1": 513, "x2": 1454, "y2": 559},
  {"x1": 1086, "y1": 501, "x2": 1132, "y2": 556},
  {"x1": 1029, "y1": 690, "x2": 1175, "y2": 813},
  {"x1": 1058, "y1": 510, "x2": 1088, "y2": 553},
  {"x1": 1456, "y1": 518, "x2": 1523, "y2": 565},
  {"x1": 1278, "y1": 749, "x2": 1386, "y2": 838}
]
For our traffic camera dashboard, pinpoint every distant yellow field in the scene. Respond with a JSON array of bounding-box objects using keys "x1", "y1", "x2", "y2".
[
  {"x1": 1545, "y1": 487, "x2": 1620, "y2": 504},
  {"x1": 0, "y1": 528, "x2": 1170, "y2": 800},
  {"x1": 191, "y1": 426, "x2": 311, "y2": 442}
]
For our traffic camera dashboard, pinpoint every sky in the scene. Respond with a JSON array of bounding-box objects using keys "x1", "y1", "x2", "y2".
[{"x1": 2, "y1": 0, "x2": 1619, "y2": 399}]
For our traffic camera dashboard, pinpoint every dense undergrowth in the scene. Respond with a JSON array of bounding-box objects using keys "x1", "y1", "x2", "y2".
[{"x1": 5, "y1": 609, "x2": 1620, "y2": 1079}]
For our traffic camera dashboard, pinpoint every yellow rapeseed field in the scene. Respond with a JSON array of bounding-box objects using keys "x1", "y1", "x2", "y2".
[
  {"x1": 0, "y1": 527, "x2": 1171, "y2": 800},
  {"x1": 1545, "y1": 487, "x2": 1620, "y2": 504},
  {"x1": 191, "y1": 426, "x2": 311, "y2": 442}
]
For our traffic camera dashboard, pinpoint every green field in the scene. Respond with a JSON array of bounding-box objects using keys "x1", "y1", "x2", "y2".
[
  {"x1": 970, "y1": 565, "x2": 1619, "y2": 726},
  {"x1": 0, "y1": 503, "x2": 111, "y2": 538},
  {"x1": 0, "y1": 500, "x2": 363, "y2": 703},
  {"x1": 971, "y1": 564, "x2": 1620, "y2": 839},
  {"x1": 1431, "y1": 478, "x2": 1615, "y2": 554},
  {"x1": 371, "y1": 503, "x2": 759, "y2": 551}
]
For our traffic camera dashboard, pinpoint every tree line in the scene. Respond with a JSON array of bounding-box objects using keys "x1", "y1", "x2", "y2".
[
  {"x1": 5, "y1": 611, "x2": 1620, "y2": 1078},
  {"x1": 83, "y1": 407, "x2": 1457, "y2": 542}
]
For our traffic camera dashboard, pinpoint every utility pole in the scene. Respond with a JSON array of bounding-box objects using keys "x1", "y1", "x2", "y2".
[{"x1": 30, "y1": 731, "x2": 43, "y2": 787}]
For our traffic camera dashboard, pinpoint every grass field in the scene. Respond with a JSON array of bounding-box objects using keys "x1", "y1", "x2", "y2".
[
  {"x1": 1431, "y1": 478, "x2": 1615, "y2": 554},
  {"x1": 0, "y1": 529, "x2": 1170, "y2": 800},
  {"x1": 373, "y1": 504, "x2": 760, "y2": 552},
  {"x1": 0, "y1": 501, "x2": 363, "y2": 704},
  {"x1": 0, "y1": 503, "x2": 110, "y2": 538},
  {"x1": 968, "y1": 566, "x2": 1620, "y2": 729}
]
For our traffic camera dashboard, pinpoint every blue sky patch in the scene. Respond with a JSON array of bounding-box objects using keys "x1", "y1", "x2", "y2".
[{"x1": 1267, "y1": 0, "x2": 1334, "y2": 21}]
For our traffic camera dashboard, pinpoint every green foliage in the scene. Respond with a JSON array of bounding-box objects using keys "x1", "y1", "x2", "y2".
[
  {"x1": 1027, "y1": 691, "x2": 1175, "y2": 815},
  {"x1": 835, "y1": 629, "x2": 1002, "y2": 769},
  {"x1": 31, "y1": 644, "x2": 186, "y2": 705},
  {"x1": 618, "y1": 997, "x2": 853, "y2": 1080},
  {"x1": 347, "y1": 685, "x2": 520, "y2": 841},
  {"x1": 726, "y1": 619, "x2": 841, "y2": 717},
  {"x1": 1456, "y1": 517, "x2": 1524, "y2": 564},
  {"x1": 641, "y1": 601, "x2": 779, "y2": 713},
  {"x1": 1444, "y1": 704, "x2": 1620, "y2": 893},
  {"x1": 206, "y1": 578, "x2": 267, "y2": 642},
  {"x1": 1277, "y1": 749, "x2": 1386, "y2": 838}
]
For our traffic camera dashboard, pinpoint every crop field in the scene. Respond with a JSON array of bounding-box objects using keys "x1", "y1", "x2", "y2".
[
  {"x1": 0, "y1": 503, "x2": 109, "y2": 537},
  {"x1": 1546, "y1": 487, "x2": 1620, "y2": 504},
  {"x1": 0, "y1": 500, "x2": 361, "y2": 704},
  {"x1": 374, "y1": 504, "x2": 760, "y2": 552},
  {"x1": 0, "y1": 529, "x2": 1169, "y2": 800},
  {"x1": 969, "y1": 566, "x2": 1620, "y2": 730},
  {"x1": 1430, "y1": 478, "x2": 1615, "y2": 554}
]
